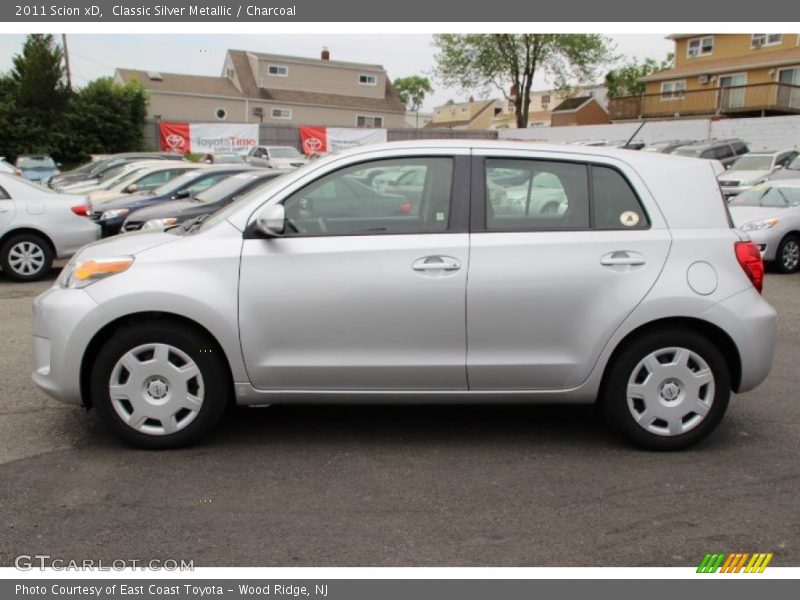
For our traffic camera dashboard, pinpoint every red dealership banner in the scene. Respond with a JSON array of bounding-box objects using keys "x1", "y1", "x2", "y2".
[
  {"x1": 159, "y1": 122, "x2": 259, "y2": 154},
  {"x1": 299, "y1": 126, "x2": 387, "y2": 155}
]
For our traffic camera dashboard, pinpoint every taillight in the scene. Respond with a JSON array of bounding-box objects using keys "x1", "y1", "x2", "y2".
[
  {"x1": 71, "y1": 205, "x2": 89, "y2": 216},
  {"x1": 735, "y1": 241, "x2": 764, "y2": 293}
]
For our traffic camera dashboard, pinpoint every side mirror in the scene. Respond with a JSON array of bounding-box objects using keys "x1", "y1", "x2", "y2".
[
  {"x1": 124, "y1": 183, "x2": 139, "y2": 193},
  {"x1": 175, "y1": 188, "x2": 191, "y2": 199},
  {"x1": 255, "y1": 204, "x2": 286, "y2": 237}
]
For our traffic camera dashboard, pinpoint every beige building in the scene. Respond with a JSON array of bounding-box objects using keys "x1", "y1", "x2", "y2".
[
  {"x1": 493, "y1": 85, "x2": 608, "y2": 128},
  {"x1": 115, "y1": 48, "x2": 406, "y2": 128},
  {"x1": 428, "y1": 99, "x2": 503, "y2": 129}
]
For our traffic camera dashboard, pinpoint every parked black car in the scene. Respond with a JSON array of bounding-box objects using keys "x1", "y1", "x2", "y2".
[
  {"x1": 91, "y1": 166, "x2": 254, "y2": 236},
  {"x1": 121, "y1": 169, "x2": 287, "y2": 232}
]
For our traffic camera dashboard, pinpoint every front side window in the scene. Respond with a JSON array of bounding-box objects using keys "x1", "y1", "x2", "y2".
[
  {"x1": 485, "y1": 159, "x2": 589, "y2": 230},
  {"x1": 136, "y1": 169, "x2": 187, "y2": 191},
  {"x1": 282, "y1": 157, "x2": 453, "y2": 236},
  {"x1": 187, "y1": 174, "x2": 231, "y2": 195}
]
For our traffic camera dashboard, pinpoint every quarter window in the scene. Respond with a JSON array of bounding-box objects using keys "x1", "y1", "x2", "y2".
[
  {"x1": 591, "y1": 166, "x2": 649, "y2": 230},
  {"x1": 0, "y1": 186, "x2": 9, "y2": 199},
  {"x1": 485, "y1": 159, "x2": 590, "y2": 230},
  {"x1": 282, "y1": 157, "x2": 454, "y2": 236}
]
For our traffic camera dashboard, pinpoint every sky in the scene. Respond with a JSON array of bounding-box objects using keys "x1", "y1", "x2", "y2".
[{"x1": 0, "y1": 34, "x2": 673, "y2": 111}]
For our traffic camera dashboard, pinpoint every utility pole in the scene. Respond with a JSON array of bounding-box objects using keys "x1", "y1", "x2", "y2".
[{"x1": 61, "y1": 33, "x2": 72, "y2": 90}]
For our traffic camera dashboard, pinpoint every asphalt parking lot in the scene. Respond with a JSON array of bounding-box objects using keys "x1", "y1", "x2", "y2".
[{"x1": 0, "y1": 267, "x2": 798, "y2": 568}]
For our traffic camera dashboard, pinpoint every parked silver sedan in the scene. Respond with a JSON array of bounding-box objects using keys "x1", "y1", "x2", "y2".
[
  {"x1": 729, "y1": 180, "x2": 800, "y2": 273},
  {"x1": 0, "y1": 173, "x2": 100, "y2": 281}
]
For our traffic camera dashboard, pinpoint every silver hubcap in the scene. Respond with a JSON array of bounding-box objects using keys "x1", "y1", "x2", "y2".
[
  {"x1": 782, "y1": 240, "x2": 800, "y2": 271},
  {"x1": 109, "y1": 343, "x2": 204, "y2": 436},
  {"x1": 626, "y1": 347, "x2": 715, "y2": 437},
  {"x1": 7, "y1": 241, "x2": 45, "y2": 276}
]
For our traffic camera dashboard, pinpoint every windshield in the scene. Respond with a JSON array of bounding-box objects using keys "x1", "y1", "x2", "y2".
[
  {"x1": 97, "y1": 163, "x2": 131, "y2": 183},
  {"x1": 16, "y1": 156, "x2": 56, "y2": 169},
  {"x1": 730, "y1": 156, "x2": 773, "y2": 171},
  {"x1": 269, "y1": 147, "x2": 302, "y2": 159},
  {"x1": 152, "y1": 170, "x2": 203, "y2": 196},
  {"x1": 730, "y1": 185, "x2": 800, "y2": 208},
  {"x1": 674, "y1": 147, "x2": 703, "y2": 157},
  {"x1": 194, "y1": 174, "x2": 262, "y2": 204}
]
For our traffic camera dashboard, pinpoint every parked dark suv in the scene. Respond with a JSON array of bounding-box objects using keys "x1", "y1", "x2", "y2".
[{"x1": 673, "y1": 139, "x2": 750, "y2": 168}]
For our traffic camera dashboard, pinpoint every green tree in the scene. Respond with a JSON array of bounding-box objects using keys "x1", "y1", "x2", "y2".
[
  {"x1": 605, "y1": 54, "x2": 674, "y2": 97},
  {"x1": 394, "y1": 75, "x2": 434, "y2": 128},
  {"x1": 433, "y1": 34, "x2": 615, "y2": 129},
  {"x1": 10, "y1": 34, "x2": 69, "y2": 113}
]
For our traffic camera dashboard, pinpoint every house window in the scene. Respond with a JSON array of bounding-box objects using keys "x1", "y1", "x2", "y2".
[
  {"x1": 358, "y1": 74, "x2": 378, "y2": 86},
  {"x1": 660, "y1": 80, "x2": 686, "y2": 100},
  {"x1": 752, "y1": 34, "x2": 783, "y2": 48},
  {"x1": 226, "y1": 67, "x2": 235, "y2": 78},
  {"x1": 541, "y1": 94, "x2": 551, "y2": 110},
  {"x1": 271, "y1": 108, "x2": 292, "y2": 120},
  {"x1": 687, "y1": 36, "x2": 714, "y2": 57},
  {"x1": 268, "y1": 64, "x2": 289, "y2": 77},
  {"x1": 215, "y1": 107, "x2": 228, "y2": 120},
  {"x1": 356, "y1": 115, "x2": 383, "y2": 128}
]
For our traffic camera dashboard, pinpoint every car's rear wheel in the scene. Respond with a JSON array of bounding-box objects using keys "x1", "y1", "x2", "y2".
[
  {"x1": 775, "y1": 234, "x2": 800, "y2": 274},
  {"x1": 602, "y1": 329, "x2": 730, "y2": 450},
  {"x1": 0, "y1": 233, "x2": 54, "y2": 281},
  {"x1": 91, "y1": 321, "x2": 230, "y2": 449}
]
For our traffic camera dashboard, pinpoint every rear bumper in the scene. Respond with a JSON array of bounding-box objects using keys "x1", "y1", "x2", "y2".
[
  {"x1": 701, "y1": 287, "x2": 777, "y2": 393},
  {"x1": 53, "y1": 219, "x2": 102, "y2": 259}
]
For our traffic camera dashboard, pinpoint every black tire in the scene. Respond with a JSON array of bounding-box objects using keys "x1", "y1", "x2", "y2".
[
  {"x1": 601, "y1": 328, "x2": 731, "y2": 451},
  {"x1": 90, "y1": 320, "x2": 230, "y2": 449},
  {"x1": 774, "y1": 234, "x2": 800, "y2": 274},
  {"x1": 0, "y1": 232, "x2": 54, "y2": 282}
]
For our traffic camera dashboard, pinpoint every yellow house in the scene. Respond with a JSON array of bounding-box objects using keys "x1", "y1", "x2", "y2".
[
  {"x1": 609, "y1": 34, "x2": 800, "y2": 120},
  {"x1": 428, "y1": 99, "x2": 503, "y2": 129}
]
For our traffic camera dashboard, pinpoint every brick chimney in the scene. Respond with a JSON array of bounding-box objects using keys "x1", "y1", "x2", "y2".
[{"x1": 321, "y1": 47, "x2": 330, "y2": 61}]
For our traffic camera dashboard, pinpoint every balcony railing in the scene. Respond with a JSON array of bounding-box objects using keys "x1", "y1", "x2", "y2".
[{"x1": 609, "y1": 82, "x2": 800, "y2": 120}]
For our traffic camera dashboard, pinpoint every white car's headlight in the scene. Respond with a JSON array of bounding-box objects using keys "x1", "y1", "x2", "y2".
[
  {"x1": 142, "y1": 218, "x2": 178, "y2": 230},
  {"x1": 740, "y1": 218, "x2": 779, "y2": 232},
  {"x1": 100, "y1": 208, "x2": 130, "y2": 220},
  {"x1": 58, "y1": 256, "x2": 134, "y2": 289}
]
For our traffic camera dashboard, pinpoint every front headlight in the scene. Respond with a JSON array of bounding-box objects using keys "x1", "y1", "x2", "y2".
[
  {"x1": 740, "y1": 218, "x2": 779, "y2": 232},
  {"x1": 142, "y1": 218, "x2": 178, "y2": 230},
  {"x1": 100, "y1": 208, "x2": 130, "y2": 220},
  {"x1": 58, "y1": 256, "x2": 134, "y2": 289}
]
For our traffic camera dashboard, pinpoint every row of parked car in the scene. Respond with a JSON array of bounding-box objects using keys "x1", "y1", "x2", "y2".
[{"x1": 0, "y1": 148, "x2": 316, "y2": 281}]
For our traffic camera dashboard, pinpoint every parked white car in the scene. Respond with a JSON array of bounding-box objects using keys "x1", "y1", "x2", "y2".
[
  {"x1": 87, "y1": 162, "x2": 204, "y2": 206},
  {"x1": 246, "y1": 146, "x2": 308, "y2": 169},
  {"x1": 717, "y1": 150, "x2": 799, "y2": 198},
  {"x1": 729, "y1": 180, "x2": 800, "y2": 273},
  {"x1": 0, "y1": 173, "x2": 100, "y2": 281}
]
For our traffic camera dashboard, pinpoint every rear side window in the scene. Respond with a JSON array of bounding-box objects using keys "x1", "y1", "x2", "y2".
[
  {"x1": 591, "y1": 166, "x2": 649, "y2": 230},
  {"x1": 485, "y1": 159, "x2": 590, "y2": 230},
  {"x1": 0, "y1": 186, "x2": 9, "y2": 200}
]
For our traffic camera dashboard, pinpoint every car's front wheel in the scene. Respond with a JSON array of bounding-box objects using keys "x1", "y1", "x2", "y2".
[
  {"x1": 775, "y1": 234, "x2": 800, "y2": 274},
  {"x1": 0, "y1": 232, "x2": 54, "y2": 281},
  {"x1": 602, "y1": 328, "x2": 731, "y2": 450},
  {"x1": 90, "y1": 320, "x2": 230, "y2": 449}
]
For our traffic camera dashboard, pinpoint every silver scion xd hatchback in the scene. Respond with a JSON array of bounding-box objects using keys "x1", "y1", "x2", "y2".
[{"x1": 31, "y1": 141, "x2": 777, "y2": 450}]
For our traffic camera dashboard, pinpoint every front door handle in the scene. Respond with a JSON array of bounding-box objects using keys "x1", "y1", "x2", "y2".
[
  {"x1": 600, "y1": 251, "x2": 646, "y2": 268},
  {"x1": 412, "y1": 256, "x2": 461, "y2": 272}
]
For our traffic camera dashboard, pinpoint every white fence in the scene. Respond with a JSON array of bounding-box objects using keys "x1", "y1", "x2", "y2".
[{"x1": 498, "y1": 115, "x2": 800, "y2": 151}]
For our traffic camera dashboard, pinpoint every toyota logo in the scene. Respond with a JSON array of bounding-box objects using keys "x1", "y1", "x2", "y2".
[
  {"x1": 166, "y1": 134, "x2": 186, "y2": 150},
  {"x1": 303, "y1": 137, "x2": 322, "y2": 152}
]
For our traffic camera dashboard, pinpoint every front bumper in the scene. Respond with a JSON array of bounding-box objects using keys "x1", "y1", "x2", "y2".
[
  {"x1": 701, "y1": 286, "x2": 777, "y2": 393},
  {"x1": 31, "y1": 286, "x2": 109, "y2": 406},
  {"x1": 743, "y1": 229, "x2": 780, "y2": 262}
]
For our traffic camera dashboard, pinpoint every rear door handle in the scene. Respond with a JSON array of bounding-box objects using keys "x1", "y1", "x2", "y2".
[
  {"x1": 412, "y1": 256, "x2": 461, "y2": 272},
  {"x1": 600, "y1": 251, "x2": 646, "y2": 267}
]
